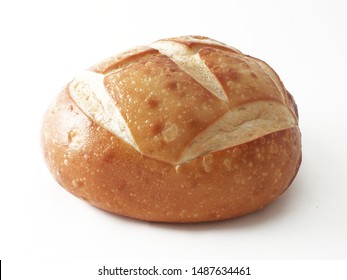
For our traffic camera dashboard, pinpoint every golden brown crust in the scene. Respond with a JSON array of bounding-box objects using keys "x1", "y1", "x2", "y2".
[
  {"x1": 41, "y1": 36, "x2": 302, "y2": 222},
  {"x1": 200, "y1": 49, "x2": 287, "y2": 107},
  {"x1": 90, "y1": 46, "x2": 158, "y2": 74},
  {"x1": 105, "y1": 53, "x2": 229, "y2": 163}
]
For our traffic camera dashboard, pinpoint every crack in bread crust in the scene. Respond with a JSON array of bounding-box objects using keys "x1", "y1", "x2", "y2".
[
  {"x1": 150, "y1": 40, "x2": 229, "y2": 102},
  {"x1": 178, "y1": 101, "x2": 297, "y2": 163},
  {"x1": 68, "y1": 71, "x2": 138, "y2": 150}
]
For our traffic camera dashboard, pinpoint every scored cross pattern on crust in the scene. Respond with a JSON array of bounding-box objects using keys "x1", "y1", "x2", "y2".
[{"x1": 68, "y1": 36, "x2": 297, "y2": 165}]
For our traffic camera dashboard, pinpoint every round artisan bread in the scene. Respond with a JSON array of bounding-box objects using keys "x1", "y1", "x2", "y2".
[{"x1": 41, "y1": 35, "x2": 301, "y2": 222}]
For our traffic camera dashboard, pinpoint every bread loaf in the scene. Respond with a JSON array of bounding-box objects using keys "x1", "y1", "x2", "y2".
[{"x1": 41, "y1": 36, "x2": 301, "y2": 222}]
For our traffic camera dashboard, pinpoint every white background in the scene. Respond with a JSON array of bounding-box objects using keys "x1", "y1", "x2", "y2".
[{"x1": 1, "y1": 0, "x2": 347, "y2": 277}]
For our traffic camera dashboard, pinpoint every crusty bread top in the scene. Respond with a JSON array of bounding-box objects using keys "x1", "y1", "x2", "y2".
[{"x1": 68, "y1": 36, "x2": 298, "y2": 165}]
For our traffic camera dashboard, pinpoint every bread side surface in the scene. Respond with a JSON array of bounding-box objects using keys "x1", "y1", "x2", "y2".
[{"x1": 42, "y1": 89, "x2": 301, "y2": 222}]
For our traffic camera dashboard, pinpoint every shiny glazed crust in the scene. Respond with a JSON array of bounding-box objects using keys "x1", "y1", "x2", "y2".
[{"x1": 41, "y1": 36, "x2": 302, "y2": 222}]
